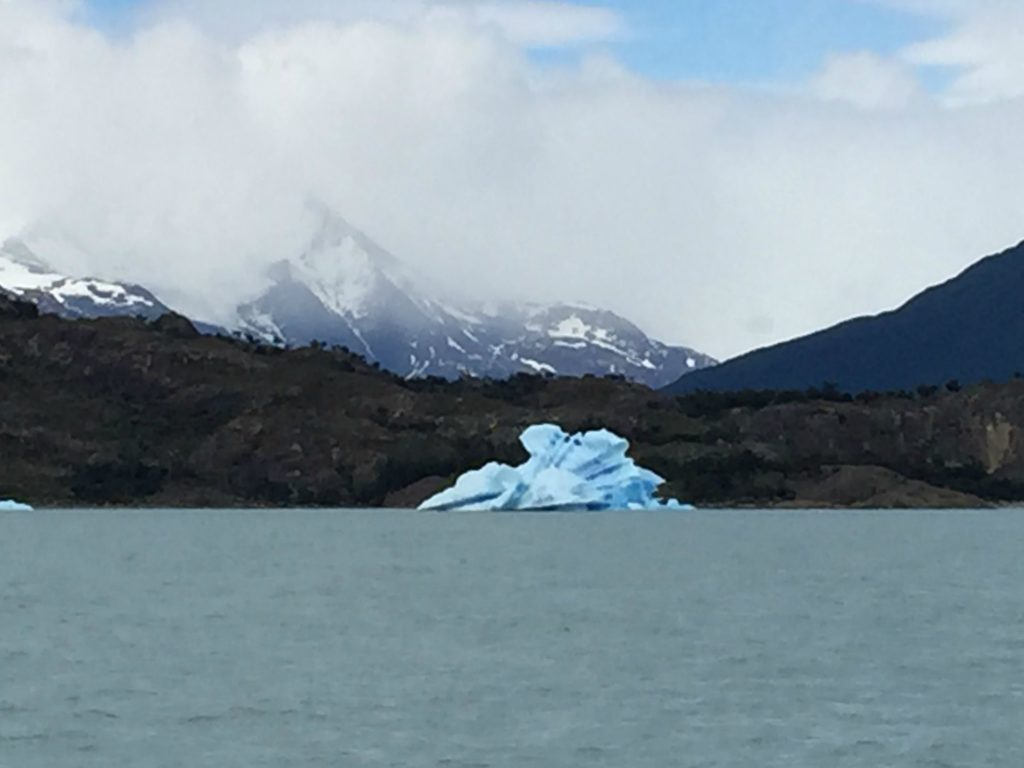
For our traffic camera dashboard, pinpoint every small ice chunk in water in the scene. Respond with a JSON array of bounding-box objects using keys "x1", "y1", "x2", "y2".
[
  {"x1": 419, "y1": 424, "x2": 693, "y2": 511},
  {"x1": 0, "y1": 499, "x2": 33, "y2": 512}
]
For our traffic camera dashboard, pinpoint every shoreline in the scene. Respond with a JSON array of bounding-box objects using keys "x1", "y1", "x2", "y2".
[{"x1": 11, "y1": 502, "x2": 1023, "y2": 512}]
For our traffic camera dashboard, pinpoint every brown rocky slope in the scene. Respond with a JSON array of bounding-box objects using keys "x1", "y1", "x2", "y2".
[{"x1": 1, "y1": 294, "x2": 1020, "y2": 508}]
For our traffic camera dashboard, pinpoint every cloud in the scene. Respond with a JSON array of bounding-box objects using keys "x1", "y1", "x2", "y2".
[
  {"x1": 3, "y1": 0, "x2": 1024, "y2": 359},
  {"x1": 456, "y1": 1, "x2": 625, "y2": 47},
  {"x1": 902, "y1": 6, "x2": 1024, "y2": 104},
  {"x1": 812, "y1": 51, "x2": 924, "y2": 109},
  {"x1": 861, "y1": 0, "x2": 977, "y2": 15},
  {"x1": 141, "y1": 0, "x2": 625, "y2": 47},
  {"x1": 864, "y1": 0, "x2": 1024, "y2": 105}
]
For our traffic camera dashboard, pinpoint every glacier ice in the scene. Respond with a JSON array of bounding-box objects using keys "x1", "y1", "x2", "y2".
[
  {"x1": 419, "y1": 424, "x2": 693, "y2": 511},
  {"x1": 0, "y1": 499, "x2": 33, "y2": 512}
]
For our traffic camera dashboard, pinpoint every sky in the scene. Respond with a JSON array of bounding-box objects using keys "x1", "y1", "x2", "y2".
[
  {"x1": 83, "y1": 0, "x2": 941, "y2": 82},
  {"x1": 3, "y1": 0, "x2": 1024, "y2": 358}
]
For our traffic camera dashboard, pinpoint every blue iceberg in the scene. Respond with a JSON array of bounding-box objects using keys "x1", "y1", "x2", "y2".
[
  {"x1": 419, "y1": 424, "x2": 692, "y2": 511},
  {"x1": 0, "y1": 499, "x2": 33, "y2": 512}
]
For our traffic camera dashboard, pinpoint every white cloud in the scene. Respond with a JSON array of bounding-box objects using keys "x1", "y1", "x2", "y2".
[
  {"x1": 459, "y1": 1, "x2": 624, "y2": 47},
  {"x1": 3, "y1": 1, "x2": 1024, "y2": 358},
  {"x1": 142, "y1": 0, "x2": 625, "y2": 47},
  {"x1": 865, "y1": 0, "x2": 1024, "y2": 105},
  {"x1": 812, "y1": 51, "x2": 924, "y2": 110},
  {"x1": 902, "y1": 6, "x2": 1024, "y2": 104},
  {"x1": 862, "y1": 0, "x2": 977, "y2": 15}
]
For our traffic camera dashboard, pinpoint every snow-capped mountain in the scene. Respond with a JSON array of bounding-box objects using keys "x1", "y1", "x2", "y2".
[
  {"x1": 0, "y1": 215, "x2": 715, "y2": 387},
  {"x1": 494, "y1": 303, "x2": 716, "y2": 384},
  {"x1": 238, "y1": 213, "x2": 716, "y2": 387},
  {"x1": 0, "y1": 238, "x2": 168, "y2": 321}
]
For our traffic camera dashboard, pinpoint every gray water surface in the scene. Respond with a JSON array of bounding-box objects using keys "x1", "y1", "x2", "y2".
[{"x1": 2, "y1": 509, "x2": 1023, "y2": 767}]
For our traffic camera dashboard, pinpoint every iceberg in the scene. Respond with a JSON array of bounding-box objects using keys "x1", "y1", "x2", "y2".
[
  {"x1": 0, "y1": 499, "x2": 33, "y2": 512},
  {"x1": 419, "y1": 424, "x2": 693, "y2": 511}
]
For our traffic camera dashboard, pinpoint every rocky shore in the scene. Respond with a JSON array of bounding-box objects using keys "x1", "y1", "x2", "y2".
[{"x1": 1, "y1": 294, "x2": 1021, "y2": 509}]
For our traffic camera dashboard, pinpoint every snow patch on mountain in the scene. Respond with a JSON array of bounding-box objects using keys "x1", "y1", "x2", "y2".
[
  {"x1": 548, "y1": 315, "x2": 593, "y2": 340},
  {"x1": 0, "y1": 238, "x2": 167, "y2": 320},
  {"x1": 521, "y1": 358, "x2": 557, "y2": 375}
]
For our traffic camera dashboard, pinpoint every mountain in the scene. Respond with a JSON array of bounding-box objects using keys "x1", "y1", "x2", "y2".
[
  {"x1": 0, "y1": 238, "x2": 169, "y2": 321},
  {"x1": 0, "y1": 217, "x2": 714, "y2": 387},
  {"x1": 667, "y1": 239, "x2": 1024, "y2": 394},
  {"x1": 237, "y1": 213, "x2": 715, "y2": 387}
]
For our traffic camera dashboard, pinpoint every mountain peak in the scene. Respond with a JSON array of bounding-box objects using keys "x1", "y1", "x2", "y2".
[
  {"x1": 261, "y1": 206, "x2": 425, "y2": 323},
  {"x1": 295, "y1": 229, "x2": 384, "y2": 320},
  {"x1": 238, "y1": 210, "x2": 715, "y2": 386},
  {"x1": 1, "y1": 211, "x2": 715, "y2": 387}
]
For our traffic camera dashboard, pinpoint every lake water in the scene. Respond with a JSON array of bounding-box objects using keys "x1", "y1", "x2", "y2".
[{"x1": 2, "y1": 509, "x2": 1023, "y2": 767}]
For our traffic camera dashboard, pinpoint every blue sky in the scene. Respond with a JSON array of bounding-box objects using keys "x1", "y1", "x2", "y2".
[
  {"x1": 601, "y1": 0, "x2": 944, "y2": 83},
  {"x1": 83, "y1": 0, "x2": 946, "y2": 84}
]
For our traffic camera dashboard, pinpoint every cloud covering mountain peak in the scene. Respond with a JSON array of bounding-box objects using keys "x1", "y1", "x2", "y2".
[{"x1": 5, "y1": 1, "x2": 1024, "y2": 358}]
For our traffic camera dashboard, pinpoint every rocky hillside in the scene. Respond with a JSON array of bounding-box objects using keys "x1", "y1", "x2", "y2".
[{"x1": 1, "y1": 294, "x2": 1020, "y2": 509}]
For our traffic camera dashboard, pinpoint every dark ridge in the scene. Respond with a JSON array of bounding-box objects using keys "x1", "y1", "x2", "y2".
[{"x1": 667, "y1": 240, "x2": 1024, "y2": 394}]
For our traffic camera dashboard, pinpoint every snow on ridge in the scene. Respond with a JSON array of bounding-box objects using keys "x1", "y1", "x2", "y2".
[
  {"x1": 588, "y1": 336, "x2": 628, "y2": 357},
  {"x1": 289, "y1": 214, "x2": 451, "y2": 327},
  {"x1": 406, "y1": 355, "x2": 431, "y2": 379},
  {"x1": 547, "y1": 315, "x2": 593, "y2": 340},
  {"x1": 0, "y1": 253, "x2": 65, "y2": 293},
  {"x1": 520, "y1": 358, "x2": 556, "y2": 375},
  {"x1": 0, "y1": 252, "x2": 153, "y2": 309},
  {"x1": 50, "y1": 279, "x2": 154, "y2": 308},
  {"x1": 297, "y1": 234, "x2": 379, "y2": 320},
  {"x1": 237, "y1": 307, "x2": 283, "y2": 343},
  {"x1": 348, "y1": 322, "x2": 374, "y2": 359}
]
